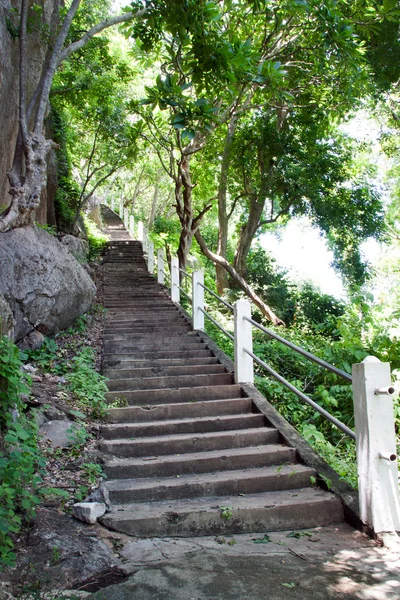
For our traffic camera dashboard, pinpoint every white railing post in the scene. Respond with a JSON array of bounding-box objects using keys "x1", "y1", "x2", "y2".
[
  {"x1": 111, "y1": 197, "x2": 115, "y2": 212},
  {"x1": 147, "y1": 241, "x2": 154, "y2": 274},
  {"x1": 352, "y1": 357, "x2": 400, "y2": 535},
  {"x1": 124, "y1": 208, "x2": 129, "y2": 229},
  {"x1": 143, "y1": 227, "x2": 149, "y2": 253},
  {"x1": 171, "y1": 257, "x2": 180, "y2": 303},
  {"x1": 234, "y1": 299, "x2": 254, "y2": 384},
  {"x1": 137, "y1": 221, "x2": 144, "y2": 243},
  {"x1": 157, "y1": 248, "x2": 165, "y2": 285},
  {"x1": 192, "y1": 270, "x2": 205, "y2": 331},
  {"x1": 129, "y1": 215, "x2": 135, "y2": 239},
  {"x1": 119, "y1": 199, "x2": 124, "y2": 218}
]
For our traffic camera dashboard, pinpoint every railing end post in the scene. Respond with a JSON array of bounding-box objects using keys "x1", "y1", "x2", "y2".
[{"x1": 352, "y1": 357, "x2": 400, "y2": 535}]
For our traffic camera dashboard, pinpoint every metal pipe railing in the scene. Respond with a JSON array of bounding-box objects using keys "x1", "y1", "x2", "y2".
[
  {"x1": 178, "y1": 267, "x2": 192, "y2": 279},
  {"x1": 243, "y1": 347, "x2": 355, "y2": 440},
  {"x1": 199, "y1": 307, "x2": 234, "y2": 342},
  {"x1": 179, "y1": 287, "x2": 192, "y2": 302},
  {"x1": 244, "y1": 315, "x2": 352, "y2": 383},
  {"x1": 198, "y1": 283, "x2": 234, "y2": 311}
]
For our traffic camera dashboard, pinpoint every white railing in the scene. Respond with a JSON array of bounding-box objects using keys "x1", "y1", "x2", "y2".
[{"x1": 109, "y1": 205, "x2": 400, "y2": 538}]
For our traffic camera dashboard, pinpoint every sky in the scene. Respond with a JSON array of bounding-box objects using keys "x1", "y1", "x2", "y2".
[
  {"x1": 260, "y1": 219, "x2": 347, "y2": 298},
  {"x1": 260, "y1": 111, "x2": 386, "y2": 300}
]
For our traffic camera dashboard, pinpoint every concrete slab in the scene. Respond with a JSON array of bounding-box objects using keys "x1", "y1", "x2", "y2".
[{"x1": 90, "y1": 524, "x2": 400, "y2": 600}]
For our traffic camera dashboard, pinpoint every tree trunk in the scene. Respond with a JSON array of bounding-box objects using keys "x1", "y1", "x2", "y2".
[
  {"x1": 233, "y1": 196, "x2": 265, "y2": 278},
  {"x1": 1, "y1": 133, "x2": 54, "y2": 232},
  {"x1": 148, "y1": 170, "x2": 161, "y2": 229},
  {"x1": 216, "y1": 116, "x2": 237, "y2": 294},
  {"x1": 194, "y1": 229, "x2": 285, "y2": 326},
  {"x1": 175, "y1": 156, "x2": 194, "y2": 273}
]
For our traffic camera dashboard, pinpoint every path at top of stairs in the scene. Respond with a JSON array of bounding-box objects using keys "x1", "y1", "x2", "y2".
[{"x1": 98, "y1": 208, "x2": 345, "y2": 537}]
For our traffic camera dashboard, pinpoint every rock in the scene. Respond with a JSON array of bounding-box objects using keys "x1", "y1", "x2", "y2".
[
  {"x1": 18, "y1": 328, "x2": 45, "y2": 350},
  {"x1": 21, "y1": 363, "x2": 38, "y2": 374},
  {"x1": 32, "y1": 409, "x2": 48, "y2": 428},
  {"x1": 42, "y1": 406, "x2": 67, "y2": 421},
  {"x1": 73, "y1": 502, "x2": 107, "y2": 524},
  {"x1": 0, "y1": 226, "x2": 96, "y2": 341},
  {"x1": 61, "y1": 234, "x2": 89, "y2": 263},
  {"x1": 7, "y1": 508, "x2": 127, "y2": 593},
  {"x1": 0, "y1": 293, "x2": 14, "y2": 338},
  {"x1": 39, "y1": 420, "x2": 81, "y2": 448},
  {"x1": 85, "y1": 486, "x2": 111, "y2": 511}
]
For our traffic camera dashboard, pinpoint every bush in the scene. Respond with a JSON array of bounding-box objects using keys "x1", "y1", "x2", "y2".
[{"x1": 0, "y1": 337, "x2": 44, "y2": 568}]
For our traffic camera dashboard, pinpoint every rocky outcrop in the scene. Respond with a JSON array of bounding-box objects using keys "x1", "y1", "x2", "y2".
[
  {"x1": 61, "y1": 234, "x2": 89, "y2": 263},
  {"x1": 0, "y1": 293, "x2": 14, "y2": 338},
  {"x1": 0, "y1": 225, "x2": 96, "y2": 341},
  {"x1": 7, "y1": 508, "x2": 127, "y2": 593}
]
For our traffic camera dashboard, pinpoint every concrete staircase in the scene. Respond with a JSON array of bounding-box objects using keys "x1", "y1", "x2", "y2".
[{"x1": 99, "y1": 211, "x2": 344, "y2": 537}]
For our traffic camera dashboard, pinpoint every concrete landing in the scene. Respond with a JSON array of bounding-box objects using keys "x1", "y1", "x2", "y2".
[{"x1": 89, "y1": 523, "x2": 400, "y2": 600}]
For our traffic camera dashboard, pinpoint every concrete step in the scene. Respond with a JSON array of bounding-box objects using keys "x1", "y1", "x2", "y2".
[
  {"x1": 103, "y1": 343, "x2": 208, "y2": 356},
  {"x1": 105, "y1": 398, "x2": 253, "y2": 423},
  {"x1": 103, "y1": 350, "x2": 214, "y2": 362},
  {"x1": 102, "y1": 357, "x2": 220, "y2": 371},
  {"x1": 101, "y1": 413, "x2": 265, "y2": 439},
  {"x1": 104, "y1": 363, "x2": 227, "y2": 380},
  {"x1": 100, "y1": 487, "x2": 344, "y2": 537},
  {"x1": 106, "y1": 372, "x2": 234, "y2": 392},
  {"x1": 105, "y1": 464, "x2": 316, "y2": 504},
  {"x1": 103, "y1": 339, "x2": 204, "y2": 354},
  {"x1": 103, "y1": 331, "x2": 194, "y2": 343},
  {"x1": 100, "y1": 427, "x2": 278, "y2": 458},
  {"x1": 105, "y1": 383, "x2": 242, "y2": 405},
  {"x1": 103, "y1": 444, "x2": 296, "y2": 478}
]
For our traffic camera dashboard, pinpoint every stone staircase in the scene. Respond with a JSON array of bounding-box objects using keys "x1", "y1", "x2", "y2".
[{"x1": 99, "y1": 210, "x2": 344, "y2": 537}]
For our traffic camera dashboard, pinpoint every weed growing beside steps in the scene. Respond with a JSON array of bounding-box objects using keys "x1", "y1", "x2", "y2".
[
  {"x1": 0, "y1": 304, "x2": 108, "y2": 570},
  {"x1": 0, "y1": 337, "x2": 43, "y2": 567}
]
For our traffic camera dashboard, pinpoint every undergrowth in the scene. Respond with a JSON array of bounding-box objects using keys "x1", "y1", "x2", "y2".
[
  {"x1": 0, "y1": 306, "x2": 108, "y2": 570},
  {"x1": 0, "y1": 337, "x2": 43, "y2": 568},
  {"x1": 83, "y1": 216, "x2": 108, "y2": 260}
]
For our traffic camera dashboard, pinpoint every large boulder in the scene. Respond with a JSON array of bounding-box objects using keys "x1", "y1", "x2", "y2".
[
  {"x1": 0, "y1": 293, "x2": 14, "y2": 338},
  {"x1": 61, "y1": 234, "x2": 89, "y2": 263},
  {"x1": 0, "y1": 225, "x2": 96, "y2": 341}
]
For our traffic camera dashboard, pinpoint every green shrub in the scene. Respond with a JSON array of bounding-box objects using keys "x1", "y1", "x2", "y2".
[
  {"x1": 83, "y1": 216, "x2": 108, "y2": 260},
  {"x1": 0, "y1": 337, "x2": 44, "y2": 568}
]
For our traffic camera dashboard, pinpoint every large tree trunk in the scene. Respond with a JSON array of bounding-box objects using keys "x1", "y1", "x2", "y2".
[
  {"x1": 233, "y1": 195, "x2": 266, "y2": 278},
  {"x1": 216, "y1": 116, "x2": 237, "y2": 294},
  {"x1": 0, "y1": 1, "x2": 146, "y2": 232},
  {"x1": 194, "y1": 229, "x2": 285, "y2": 326},
  {"x1": 1, "y1": 133, "x2": 54, "y2": 232},
  {"x1": 175, "y1": 156, "x2": 194, "y2": 273},
  {"x1": 148, "y1": 170, "x2": 161, "y2": 229}
]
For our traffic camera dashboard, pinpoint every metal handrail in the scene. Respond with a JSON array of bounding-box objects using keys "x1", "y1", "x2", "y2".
[
  {"x1": 244, "y1": 316, "x2": 352, "y2": 383},
  {"x1": 178, "y1": 267, "x2": 192, "y2": 279},
  {"x1": 198, "y1": 283, "x2": 234, "y2": 311},
  {"x1": 179, "y1": 287, "x2": 192, "y2": 302},
  {"x1": 243, "y1": 347, "x2": 355, "y2": 440},
  {"x1": 199, "y1": 307, "x2": 234, "y2": 342},
  {"x1": 160, "y1": 268, "x2": 170, "y2": 279}
]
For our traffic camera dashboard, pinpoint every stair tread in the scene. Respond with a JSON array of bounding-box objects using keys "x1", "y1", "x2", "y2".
[
  {"x1": 102, "y1": 486, "x2": 343, "y2": 523},
  {"x1": 105, "y1": 463, "x2": 313, "y2": 492},
  {"x1": 102, "y1": 413, "x2": 261, "y2": 429},
  {"x1": 104, "y1": 443, "x2": 294, "y2": 468},
  {"x1": 101, "y1": 426, "x2": 275, "y2": 446}
]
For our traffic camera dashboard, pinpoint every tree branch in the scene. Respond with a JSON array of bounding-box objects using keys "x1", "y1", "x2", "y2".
[
  {"x1": 58, "y1": 8, "x2": 147, "y2": 65},
  {"x1": 194, "y1": 229, "x2": 285, "y2": 326}
]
